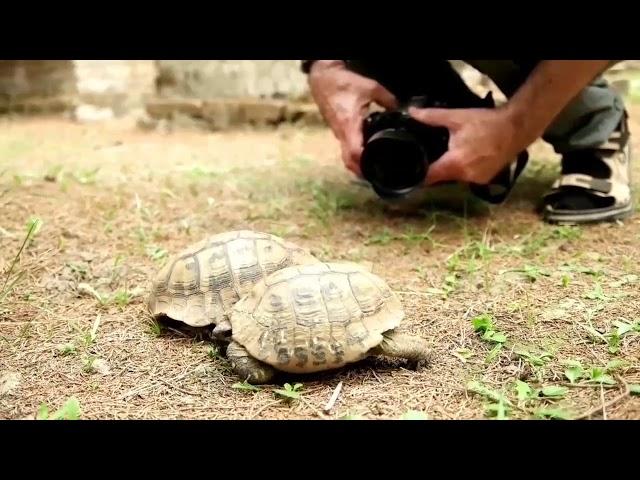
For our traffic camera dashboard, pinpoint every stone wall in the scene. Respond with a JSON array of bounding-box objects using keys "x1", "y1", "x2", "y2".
[
  {"x1": 156, "y1": 60, "x2": 309, "y2": 100},
  {"x1": 0, "y1": 60, "x2": 156, "y2": 115}
]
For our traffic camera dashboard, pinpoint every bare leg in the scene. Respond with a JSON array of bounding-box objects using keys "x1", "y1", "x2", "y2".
[
  {"x1": 369, "y1": 330, "x2": 431, "y2": 364},
  {"x1": 226, "y1": 341, "x2": 276, "y2": 385}
]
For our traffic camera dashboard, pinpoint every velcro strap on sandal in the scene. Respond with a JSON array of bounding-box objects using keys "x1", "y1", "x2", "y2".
[{"x1": 552, "y1": 174, "x2": 613, "y2": 194}]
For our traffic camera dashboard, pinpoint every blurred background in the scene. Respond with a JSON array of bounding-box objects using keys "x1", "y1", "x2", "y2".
[{"x1": 1, "y1": 60, "x2": 638, "y2": 129}]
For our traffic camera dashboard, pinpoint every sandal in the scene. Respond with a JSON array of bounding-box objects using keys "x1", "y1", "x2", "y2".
[{"x1": 543, "y1": 112, "x2": 633, "y2": 225}]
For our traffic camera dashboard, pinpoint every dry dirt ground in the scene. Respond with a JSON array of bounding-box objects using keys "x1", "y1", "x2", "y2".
[{"x1": 1, "y1": 106, "x2": 640, "y2": 420}]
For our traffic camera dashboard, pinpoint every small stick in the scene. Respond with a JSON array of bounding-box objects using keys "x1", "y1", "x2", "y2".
[
  {"x1": 323, "y1": 381, "x2": 343, "y2": 413},
  {"x1": 574, "y1": 379, "x2": 630, "y2": 420},
  {"x1": 600, "y1": 384, "x2": 607, "y2": 420}
]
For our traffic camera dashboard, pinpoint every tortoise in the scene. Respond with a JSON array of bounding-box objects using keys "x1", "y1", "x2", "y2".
[
  {"x1": 225, "y1": 262, "x2": 431, "y2": 384},
  {"x1": 147, "y1": 230, "x2": 319, "y2": 337}
]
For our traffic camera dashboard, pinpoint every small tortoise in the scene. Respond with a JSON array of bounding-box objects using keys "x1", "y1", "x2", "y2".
[
  {"x1": 226, "y1": 262, "x2": 431, "y2": 384},
  {"x1": 147, "y1": 230, "x2": 319, "y2": 336}
]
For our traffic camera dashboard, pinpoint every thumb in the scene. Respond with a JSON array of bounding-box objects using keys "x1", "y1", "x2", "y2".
[
  {"x1": 370, "y1": 83, "x2": 399, "y2": 110},
  {"x1": 424, "y1": 151, "x2": 461, "y2": 185},
  {"x1": 409, "y1": 107, "x2": 460, "y2": 129}
]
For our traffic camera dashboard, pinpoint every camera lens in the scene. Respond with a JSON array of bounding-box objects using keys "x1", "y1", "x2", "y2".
[{"x1": 360, "y1": 129, "x2": 427, "y2": 198}]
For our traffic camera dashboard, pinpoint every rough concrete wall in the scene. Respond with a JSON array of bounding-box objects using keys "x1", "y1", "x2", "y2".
[
  {"x1": 73, "y1": 60, "x2": 156, "y2": 113},
  {"x1": 156, "y1": 60, "x2": 309, "y2": 100},
  {"x1": 0, "y1": 60, "x2": 156, "y2": 115},
  {"x1": 0, "y1": 60, "x2": 76, "y2": 111}
]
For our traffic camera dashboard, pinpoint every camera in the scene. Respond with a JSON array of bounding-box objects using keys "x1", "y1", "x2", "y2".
[{"x1": 360, "y1": 93, "x2": 529, "y2": 204}]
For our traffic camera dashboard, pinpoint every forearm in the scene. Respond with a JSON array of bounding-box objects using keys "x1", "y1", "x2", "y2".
[{"x1": 503, "y1": 60, "x2": 614, "y2": 148}]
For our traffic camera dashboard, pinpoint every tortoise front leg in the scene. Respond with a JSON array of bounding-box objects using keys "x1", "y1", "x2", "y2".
[
  {"x1": 369, "y1": 330, "x2": 432, "y2": 364},
  {"x1": 226, "y1": 341, "x2": 276, "y2": 385}
]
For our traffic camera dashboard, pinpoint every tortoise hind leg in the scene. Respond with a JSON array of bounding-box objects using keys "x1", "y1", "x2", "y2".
[
  {"x1": 226, "y1": 341, "x2": 276, "y2": 385},
  {"x1": 369, "y1": 330, "x2": 432, "y2": 364}
]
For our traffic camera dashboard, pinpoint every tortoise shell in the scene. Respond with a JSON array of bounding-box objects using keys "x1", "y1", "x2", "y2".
[
  {"x1": 147, "y1": 230, "x2": 319, "y2": 327},
  {"x1": 230, "y1": 262, "x2": 404, "y2": 373}
]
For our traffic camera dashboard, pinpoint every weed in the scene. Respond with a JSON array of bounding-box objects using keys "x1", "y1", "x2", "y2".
[
  {"x1": 472, "y1": 314, "x2": 507, "y2": 344},
  {"x1": 71, "y1": 167, "x2": 100, "y2": 185},
  {"x1": 534, "y1": 408, "x2": 573, "y2": 420},
  {"x1": 274, "y1": 382, "x2": 303, "y2": 402},
  {"x1": 1, "y1": 216, "x2": 43, "y2": 307},
  {"x1": 112, "y1": 289, "x2": 133, "y2": 309},
  {"x1": 232, "y1": 382, "x2": 261, "y2": 392},
  {"x1": 584, "y1": 283, "x2": 608, "y2": 301},
  {"x1": 56, "y1": 343, "x2": 77, "y2": 356},
  {"x1": 146, "y1": 245, "x2": 168, "y2": 263},
  {"x1": 148, "y1": 320, "x2": 163, "y2": 337},
  {"x1": 563, "y1": 360, "x2": 584, "y2": 384},
  {"x1": 37, "y1": 397, "x2": 81, "y2": 420}
]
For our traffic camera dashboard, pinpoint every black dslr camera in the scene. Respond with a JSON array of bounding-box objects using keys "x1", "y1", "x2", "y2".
[{"x1": 360, "y1": 92, "x2": 529, "y2": 204}]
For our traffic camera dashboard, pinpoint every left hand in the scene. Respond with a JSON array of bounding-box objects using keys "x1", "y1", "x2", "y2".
[{"x1": 408, "y1": 106, "x2": 525, "y2": 186}]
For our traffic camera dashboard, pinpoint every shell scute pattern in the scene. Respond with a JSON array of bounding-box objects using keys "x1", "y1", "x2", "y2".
[
  {"x1": 147, "y1": 230, "x2": 318, "y2": 327},
  {"x1": 231, "y1": 262, "x2": 404, "y2": 373}
]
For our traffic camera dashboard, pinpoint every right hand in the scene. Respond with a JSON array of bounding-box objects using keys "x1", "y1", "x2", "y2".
[{"x1": 308, "y1": 60, "x2": 398, "y2": 176}]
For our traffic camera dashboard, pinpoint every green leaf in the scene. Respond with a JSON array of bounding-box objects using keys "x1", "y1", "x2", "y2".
[
  {"x1": 587, "y1": 367, "x2": 616, "y2": 385},
  {"x1": 585, "y1": 284, "x2": 607, "y2": 301},
  {"x1": 564, "y1": 366, "x2": 584, "y2": 384},
  {"x1": 26, "y1": 216, "x2": 44, "y2": 238},
  {"x1": 540, "y1": 386, "x2": 567, "y2": 398},
  {"x1": 400, "y1": 410, "x2": 429, "y2": 420},
  {"x1": 613, "y1": 320, "x2": 635, "y2": 336},
  {"x1": 515, "y1": 380, "x2": 533, "y2": 402},
  {"x1": 561, "y1": 275, "x2": 571, "y2": 288},
  {"x1": 485, "y1": 399, "x2": 510, "y2": 419},
  {"x1": 232, "y1": 382, "x2": 261, "y2": 392},
  {"x1": 472, "y1": 314, "x2": 493, "y2": 333},
  {"x1": 50, "y1": 397, "x2": 81, "y2": 420},
  {"x1": 485, "y1": 344, "x2": 503, "y2": 363},
  {"x1": 605, "y1": 359, "x2": 627, "y2": 372},
  {"x1": 36, "y1": 404, "x2": 49, "y2": 420},
  {"x1": 454, "y1": 348, "x2": 474, "y2": 361},
  {"x1": 629, "y1": 385, "x2": 640, "y2": 396},
  {"x1": 466, "y1": 380, "x2": 511, "y2": 405},
  {"x1": 485, "y1": 331, "x2": 507, "y2": 343},
  {"x1": 274, "y1": 383, "x2": 302, "y2": 400},
  {"x1": 535, "y1": 408, "x2": 573, "y2": 420},
  {"x1": 608, "y1": 331, "x2": 621, "y2": 354}
]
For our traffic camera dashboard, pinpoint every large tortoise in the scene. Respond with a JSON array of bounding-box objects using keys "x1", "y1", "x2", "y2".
[
  {"x1": 147, "y1": 230, "x2": 319, "y2": 336},
  {"x1": 226, "y1": 262, "x2": 431, "y2": 384}
]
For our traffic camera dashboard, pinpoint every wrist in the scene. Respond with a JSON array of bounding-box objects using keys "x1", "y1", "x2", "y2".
[{"x1": 500, "y1": 100, "x2": 544, "y2": 153}]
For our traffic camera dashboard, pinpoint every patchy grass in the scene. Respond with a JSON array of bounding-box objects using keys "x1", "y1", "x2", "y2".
[{"x1": 1, "y1": 114, "x2": 640, "y2": 420}]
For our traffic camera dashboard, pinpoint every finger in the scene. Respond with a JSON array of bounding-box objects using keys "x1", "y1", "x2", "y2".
[
  {"x1": 424, "y1": 151, "x2": 464, "y2": 185},
  {"x1": 343, "y1": 118, "x2": 365, "y2": 168},
  {"x1": 340, "y1": 142, "x2": 362, "y2": 177},
  {"x1": 408, "y1": 107, "x2": 460, "y2": 129},
  {"x1": 370, "y1": 82, "x2": 399, "y2": 110}
]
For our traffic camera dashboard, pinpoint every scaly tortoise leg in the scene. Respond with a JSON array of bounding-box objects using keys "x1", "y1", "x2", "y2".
[
  {"x1": 226, "y1": 341, "x2": 276, "y2": 385},
  {"x1": 369, "y1": 330, "x2": 432, "y2": 365}
]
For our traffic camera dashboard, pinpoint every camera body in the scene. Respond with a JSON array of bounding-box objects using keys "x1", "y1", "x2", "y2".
[{"x1": 360, "y1": 93, "x2": 529, "y2": 204}]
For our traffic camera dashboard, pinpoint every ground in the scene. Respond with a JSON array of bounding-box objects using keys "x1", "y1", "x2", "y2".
[{"x1": 1, "y1": 106, "x2": 639, "y2": 420}]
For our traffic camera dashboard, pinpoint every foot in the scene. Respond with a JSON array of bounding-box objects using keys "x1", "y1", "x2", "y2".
[{"x1": 542, "y1": 112, "x2": 633, "y2": 225}]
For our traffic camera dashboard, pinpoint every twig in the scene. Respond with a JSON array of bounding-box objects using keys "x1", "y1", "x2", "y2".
[
  {"x1": 157, "y1": 378, "x2": 200, "y2": 397},
  {"x1": 300, "y1": 396, "x2": 328, "y2": 419},
  {"x1": 574, "y1": 378, "x2": 630, "y2": 420},
  {"x1": 249, "y1": 400, "x2": 281, "y2": 419},
  {"x1": 323, "y1": 381, "x2": 343, "y2": 413},
  {"x1": 600, "y1": 384, "x2": 607, "y2": 420}
]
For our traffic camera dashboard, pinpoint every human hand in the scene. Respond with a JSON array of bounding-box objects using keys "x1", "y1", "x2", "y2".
[
  {"x1": 408, "y1": 106, "x2": 526, "y2": 186},
  {"x1": 308, "y1": 60, "x2": 398, "y2": 176}
]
